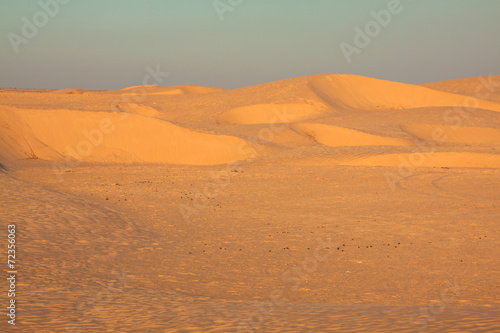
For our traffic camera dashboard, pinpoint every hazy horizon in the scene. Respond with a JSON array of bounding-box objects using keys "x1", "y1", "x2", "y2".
[{"x1": 1, "y1": 0, "x2": 499, "y2": 90}]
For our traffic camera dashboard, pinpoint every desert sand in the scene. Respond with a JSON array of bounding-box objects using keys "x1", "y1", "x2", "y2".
[{"x1": 0, "y1": 74, "x2": 499, "y2": 332}]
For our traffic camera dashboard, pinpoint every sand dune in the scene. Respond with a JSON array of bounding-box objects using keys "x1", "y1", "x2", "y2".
[
  {"x1": 311, "y1": 74, "x2": 500, "y2": 112},
  {"x1": 0, "y1": 105, "x2": 257, "y2": 165},
  {"x1": 53, "y1": 88, "x2": 87, "y2": 94},
  {"x1": 401, "y1": 124, "x2": 500, "y2": 144},
  {"x1": 120, "y1": 84, "x2": 224, "y2": 95},
  {"x1": 114, "y1": 103, "x2": 160, "y2": 117},
  {"x1": 2, "y1": 74, "x2": 500, "y2": 331},
  {"x1": 217, "y1": 103, "x2": 328, "y2": 124},
  {"x1": 420, "y1": 75, "x2": 500, "y2": 103},
  {"x1": 291, "y1": 123, "x2": 412, "y2": 147}
]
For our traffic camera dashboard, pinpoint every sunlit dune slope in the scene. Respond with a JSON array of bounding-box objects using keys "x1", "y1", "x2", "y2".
[
  {"x1": 0, "y1": 105, "x2": 256, "y2": 165},
  {"x1": 291, "y1": 123, "x2": 412, "y2": 147},
  {"x1": 311, "y1": 74, "x2": 500, "y2": 112},
  {"x1": 420, "y1": 75, "x2": 500, "y2": 103},
  {"x1": 401, "y1": 124, "x2": 500, "y2": 144},
  {"x1": 217, "y1": 103, "x2": 328, "y2": 124}
]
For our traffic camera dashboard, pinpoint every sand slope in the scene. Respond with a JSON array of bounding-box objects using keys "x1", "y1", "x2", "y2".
[
  {"x1": 217, "y1": 103, "x2": 328, "y2": 125},
  {"x1": 115, "y1": 103, "x2": 160, "y2": 117},
  {"x1": 292, "y1": 123, "x2": 412, "y2": 147},
  {"x1": 401, "y1": 124, "x2": 500, "y2": 144},
  {"x1": 420, "y1": 75, "x2": 500, "y2": 103},
  {"x1": 0, "y1": 105, "x2": 256, "y2": 165},
  {"x1": 311, "y1": 74, "x2": 500, "y2": 112}
]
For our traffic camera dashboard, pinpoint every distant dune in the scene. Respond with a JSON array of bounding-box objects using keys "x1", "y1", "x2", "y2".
[
  {"x1": 420, "y1": 75, "x2": 500, "y2": 103},
  {"x1": 311, "y1": 74, "x2": 500, "y2": 112},
  {"x1": 1, "y1": 74, "x2": 499, "y2": 169},
  {"x1": 53, "y1": 88, "x2": 87, "y2": 94},
  {"x1": 119, "y1": 84, "x2": 225, "y2": 95}
]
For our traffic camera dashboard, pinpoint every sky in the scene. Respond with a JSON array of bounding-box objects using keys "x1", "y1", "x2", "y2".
[{"x1": 0, "y1": 0, "x2": 499, "y2": 90}]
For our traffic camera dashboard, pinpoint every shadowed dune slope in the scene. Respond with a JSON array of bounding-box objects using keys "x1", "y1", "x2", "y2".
[{"x1": 0, "y1": 105, "x2": 256, "y2": 165}]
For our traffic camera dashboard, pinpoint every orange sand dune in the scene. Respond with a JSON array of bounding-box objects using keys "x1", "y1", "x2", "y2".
[
  {"x1": 420, "y1": 75, "x2": 500, "y2": 103},
  {"x1": 401, "y1": 124, "x2": 500, "y2": 144},
  {"x1": 311, "y1": 74, "x2": 500, "y2": 112},
  {"x1": 0, "y1": 105, "x2": 256, "y2": 165},
  {"x1": 52, "y1": 88, "x2": 87, "y2": 94},
  {"x1": 217, "y1": 103, "x2": 328, "y2": 125},
  {"x1": 291, "y1": 123, "x2": 412, "y2": 147},
  {"x1": 120, "y1": 84, "x2": 225, "y2": 95},
  {"x1": 114, "y1": 103, "x2": 160, "y2": 117}
]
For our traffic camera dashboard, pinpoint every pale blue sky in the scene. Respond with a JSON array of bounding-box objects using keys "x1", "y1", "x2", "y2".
[{"x1": 0, "y1": 0, "x2": 499, "y2": 89}]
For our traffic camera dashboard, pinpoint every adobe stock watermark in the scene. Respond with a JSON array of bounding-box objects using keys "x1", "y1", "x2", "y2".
[
  {"x1": 409, "y1": 277, "x2": 467, "y2": 332},
  {"x1": 213, "y1": 0, "x2": 244, "y2": 21},
  {"x1": 51, "y1": 64, "x2": 169, "y2": 181},
  {"x1": 385, "y1": 74, "x2": 500, "y2": 192},
  {"x1": 7, "y1": 0, "x2": 71, "y2": 54},
  {"x1": 340, "y1": 0, "x2": 407, "y2": 64},
  {"x1": 179, "y1": 107, "x2": 297, "y2": 226},
  {"x1": 65, "y1": 269, "x2": 131, "y2": 332},
  {"x1": 409, "y1": 254, "x2": 475, "y2": 332},
  {"x1": 238, "y1": 236, "x2": 338, "y2": 332}
]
